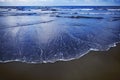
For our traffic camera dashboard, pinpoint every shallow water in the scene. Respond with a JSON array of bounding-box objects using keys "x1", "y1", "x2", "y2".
[{"x1": 0, "y1": 6, "x2": 120, "y2": 63}]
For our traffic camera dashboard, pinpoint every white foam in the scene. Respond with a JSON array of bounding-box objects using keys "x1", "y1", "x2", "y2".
[
  {"x1": 108, "y1": 9, "x2": 120, "y2": 11},
  {"x1": 80, "y1": 8, "x2": 93, "y2": 11}
]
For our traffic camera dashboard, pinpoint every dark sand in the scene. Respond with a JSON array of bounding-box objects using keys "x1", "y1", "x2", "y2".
[{"x1": 0, "y1": 44, "x2": 120, "y2": 80}]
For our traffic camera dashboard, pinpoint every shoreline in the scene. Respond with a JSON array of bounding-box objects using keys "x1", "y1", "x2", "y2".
[
  {"x1": 0, "y1": 44, "x2": 120, "y2": 80},
  {"x1": 0, "y1": 42, "x2": 120, "y2": 64}
]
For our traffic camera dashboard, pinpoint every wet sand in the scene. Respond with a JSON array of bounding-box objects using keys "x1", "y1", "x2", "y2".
[{"x1": 0, "y1": 44, "x2": 120, "y2": 80}]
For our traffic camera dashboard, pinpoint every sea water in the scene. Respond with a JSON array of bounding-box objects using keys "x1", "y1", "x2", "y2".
[{"x1": 0, "y1": 6, "x2": 120, "y2": 63}]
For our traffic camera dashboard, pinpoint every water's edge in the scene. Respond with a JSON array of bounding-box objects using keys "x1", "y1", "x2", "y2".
[{"x1": 0, "y1": 41, "x2": 119, "y2": 64}]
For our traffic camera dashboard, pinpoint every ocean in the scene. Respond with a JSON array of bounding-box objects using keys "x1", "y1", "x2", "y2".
[{"x1": 0, "y1": 6, "x2": 120, "y2": 63}]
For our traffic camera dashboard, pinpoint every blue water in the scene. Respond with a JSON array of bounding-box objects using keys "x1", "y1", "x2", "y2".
[{"x1": 0, "y1": 6, "x2": 120, "y2": 63}]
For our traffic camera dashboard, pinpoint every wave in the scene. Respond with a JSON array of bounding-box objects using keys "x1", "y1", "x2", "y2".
[
  {"x1": 54, "y1": 15, "x2": 104, "y2": 19},
  {"x1": 0, "y1": 40, "x2": 119, "y2": 64},
  {"x1": 0, "y1": 8, "x2": 120, "y2": 17},
  {"x1": 110, "y1": 17, "x2": 120, "y2": 21},
  {"x1": 0, "y1": 20, "x2": 54, "y2": 29},
  {"x1": 107, "y1": 9, "x2": 120, "y2": 11},
  {"x1": 0, "y1": 12, "x2": 41, "y2": 16}
]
